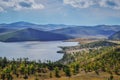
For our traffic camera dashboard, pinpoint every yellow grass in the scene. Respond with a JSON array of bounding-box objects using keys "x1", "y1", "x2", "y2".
[{"x1": 13, "y1": 71, "x2": 120, "y2": 80}]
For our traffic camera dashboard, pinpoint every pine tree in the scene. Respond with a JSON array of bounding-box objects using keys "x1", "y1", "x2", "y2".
[
  {"x1": 64, "y1": 66, "x2": 71, "y2": 77},
  {"x1": 54, "y1": 67, "x2": 60, "y2": 78}
]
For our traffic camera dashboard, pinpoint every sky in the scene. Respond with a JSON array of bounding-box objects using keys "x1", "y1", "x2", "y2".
[{"x1": 0, "y1": 0, "x2": 120, "y2": 25}]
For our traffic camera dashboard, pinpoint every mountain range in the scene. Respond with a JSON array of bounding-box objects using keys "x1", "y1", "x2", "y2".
[
  {"x1": 0, "y1": 21, "x2": 120, "y2": 42},
  {"x1": 0, "y1": 21, "x2": 74, "y2": 31},
  {"x1": 52, "y1": 25, "x2": 119, "y2": 38}
]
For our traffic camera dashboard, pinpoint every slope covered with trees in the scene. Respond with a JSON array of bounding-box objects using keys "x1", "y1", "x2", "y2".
[{"x1": 0, "y1": 28, "x2": 73, "y2": 42}]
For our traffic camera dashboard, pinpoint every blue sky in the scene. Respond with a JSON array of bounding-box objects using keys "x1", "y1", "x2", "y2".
[{"x1": 0, "y1": 0, "x2": 120, "y2": 25}]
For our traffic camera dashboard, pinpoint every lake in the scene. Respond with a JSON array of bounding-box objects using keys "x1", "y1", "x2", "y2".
[{"x1": 0, "y1": 41, "x2": 78, "y2": 62}]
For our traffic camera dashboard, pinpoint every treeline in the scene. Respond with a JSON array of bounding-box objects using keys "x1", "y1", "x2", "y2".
[{"x1": 0, "y1": 57, "x2": 80, "y2": 80}]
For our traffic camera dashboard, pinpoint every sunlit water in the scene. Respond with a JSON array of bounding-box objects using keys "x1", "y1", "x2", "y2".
[{"x1": 0, "y1": 41, "x2": 78, "y2": 62}]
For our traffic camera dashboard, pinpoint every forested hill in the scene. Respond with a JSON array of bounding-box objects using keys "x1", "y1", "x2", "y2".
[{"x1": 0, "y1": 28, "x2": 73, "y2": 42}]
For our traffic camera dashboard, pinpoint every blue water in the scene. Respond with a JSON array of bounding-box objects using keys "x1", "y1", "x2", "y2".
[{"x1": 0, "y1": 41, "x2": 78, "y2": 61}]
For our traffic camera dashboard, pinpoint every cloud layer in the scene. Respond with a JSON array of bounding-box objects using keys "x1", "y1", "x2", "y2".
[
  {"x1": 0, "y1": 0, "x2": 44, "y2": 12},
  {"x1": 63, "y1": 0, "x2": 120, "y2": 10},
  {"x1": 0, "y1": 0, "x2": 120, "y2": 12}
]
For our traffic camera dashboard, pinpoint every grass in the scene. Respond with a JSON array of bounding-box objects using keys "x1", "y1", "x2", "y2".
[
  {"x1": 45, "y1": 72, "x2": 120, "y2": 80},
  {"x1": 12, "y1": 71, "x2": 120, "y2": 80}
]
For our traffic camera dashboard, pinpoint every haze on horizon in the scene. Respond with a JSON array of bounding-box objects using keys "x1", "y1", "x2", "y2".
[{"x1": 0, "y1": 0, "x2": 120, "y2": 26}]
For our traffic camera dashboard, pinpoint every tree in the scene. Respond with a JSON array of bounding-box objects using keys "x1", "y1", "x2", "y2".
[
  {"x1": 64, "y1": 66, "x2": 71, "y2": 77},
  {"x1": 49, "y1": 72, "x2": 52, "y2": 78},
  {"x1": 54, "y1": 67, "x2": 60, "y2": 78},
  {"x1": 73, "y1": 64, "x2": 79, "y2": 74}
]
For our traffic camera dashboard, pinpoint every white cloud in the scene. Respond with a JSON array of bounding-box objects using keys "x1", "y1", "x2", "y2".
[
  {"x1": 64, "y1": 0, "x2": 95, "y2": 8},
  {"x1": 0, "y1": 0, "x2": 44, "y2": 12},
  {"x1": 63, "y1": 0, "x2": 120, "y2": 10}
]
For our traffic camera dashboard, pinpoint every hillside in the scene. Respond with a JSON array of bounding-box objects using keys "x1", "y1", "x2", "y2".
[
  {"x1": 58, "y1": 41, "x2": 120, "y2": 80},
  {"x1": 0, "y1": 28, "x2": 73, "y2": 42},
  {"x1": 52, "y1": 26, "x2": 117, "y2": 38},
  {"x1": 60, "y1": 40, "x2": 118, "y2": 53},
  {"x1": 80, "y1": 40, "x2": 118, "y2": 48},
  {"x1": 109, "y1": 31, "x2": 120, "y2": 40},
  {"x1": 0, "y1": 28, "x2": 16, "y2": 34},
  {"x1": 59, "y1": 41, "x2": 119, "y2": 63}
]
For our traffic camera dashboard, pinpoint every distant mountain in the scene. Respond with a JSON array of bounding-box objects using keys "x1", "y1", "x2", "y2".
[
  {"x1": 0, "y1": 21, "x2": 73, "y2": 31},
  {"x1": 52, "y1": 25, "x2": 120, "y2": 38},
  {"x1": 109, "y1": 31, "x2": 120, "y2": 40},
  {"x1": 0, "y1": 21, "x2": 45, "y2": 31},
  {"x1": 0, "y1": 22, "x2": 120, "y2": 38},
  {"x1": 0, "y1": 28, "x2": 73, "y2": 42}
]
